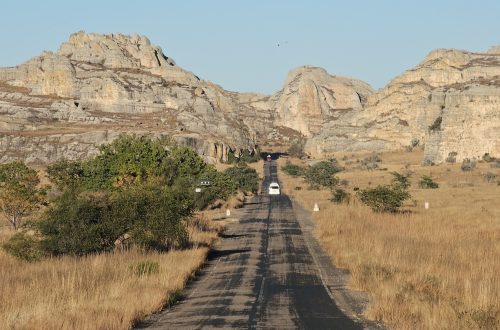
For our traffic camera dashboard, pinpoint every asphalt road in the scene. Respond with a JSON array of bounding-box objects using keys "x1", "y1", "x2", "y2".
[{"x1": 137, "y1": 160, "x2": 364, "y2": 329}]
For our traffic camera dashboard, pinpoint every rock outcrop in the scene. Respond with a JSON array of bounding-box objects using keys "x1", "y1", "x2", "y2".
[
  {"x1": 1, "y1": 32, "x2": 498, "y2": 165},
  {"x1": 306, "y1": 48, "x2": 500, "y2": 163},
  {"x1": 0, "y1": 32, "x2": 259, "y2": 164},
  {"x1": 272, "y1": 66, "x2": 374, "y2": 137}
]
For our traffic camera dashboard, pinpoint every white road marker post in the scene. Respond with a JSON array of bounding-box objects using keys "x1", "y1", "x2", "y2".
[
  {"x1": 313, "y1": 203, "x2": 320, "y2": 212},
  {"x1": 226, "y1": 209, "x2": 231, "y2": 217},
  {"x1": 424, "y1": 202, "x2": 429, "y2": 210}
]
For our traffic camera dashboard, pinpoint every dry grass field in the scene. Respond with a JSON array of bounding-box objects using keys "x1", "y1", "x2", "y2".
[
  {"x1": 278, "y1": 150, "x2": 500, "y2": 329},
  {"x1": 0, "y1": 213, "x2": 223, "y2": 330}
]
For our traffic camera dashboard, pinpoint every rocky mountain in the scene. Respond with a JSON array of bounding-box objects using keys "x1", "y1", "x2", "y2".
[
  {"x1": 0, "y1": 32, "x2": 259, "y2": 164},
  {"x1": 1, "y1": 32, "x2": 499, "y2": 165},
  {"x1": 306, "y1": 47, "x2": 500, "y2": 163}
]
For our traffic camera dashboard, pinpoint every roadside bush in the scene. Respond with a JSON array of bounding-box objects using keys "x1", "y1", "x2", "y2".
[
  {"x1": 305, "y1": 159, "x2": 341, "y2": 189},
  {"x1": 37, "y1": 190, "x2": 125, "y2": 256},
  {"x1": 193, "y1": 168, "x2": 237, "y2": 210},
  {"x1": 330, "y1": 188, "x2": 350, "y2": 204},
  {"x1": 35, "y1": 183, "x2": 192, "y2": 257},
  {"x1": 223, "y1": 164, "x2": 259, "y2": 193},
  {"x1": 115, "y1": 183, "x2": 191, "y2": 251},
  {"x1": 358, "y1": 185, "x2": 411, "y2": 213},
  {"x1": 80, "y1": 134, "x2": 171, "y2": 190},
  {"x1": 281, "y1": 161, "x2": 305, "y2": 177},
  {"x1": 419, "y1": 176, "x2": 439, "y2": 189},
  {"x1": 2, "y1": 232, "x2": 45, "y2": 262},
  {"x1": 461, "y1": 158, "x2": 476, "y2": 172}
]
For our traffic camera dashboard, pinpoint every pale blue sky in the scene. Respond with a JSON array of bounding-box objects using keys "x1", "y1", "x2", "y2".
[{"x1": 1, "y1": 1, "x2": 499, "y2": 94}]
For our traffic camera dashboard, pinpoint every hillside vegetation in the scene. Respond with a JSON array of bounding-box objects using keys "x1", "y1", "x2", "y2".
[{"x1": 0, "y1": 134, "x2": 258, "y2": 329}]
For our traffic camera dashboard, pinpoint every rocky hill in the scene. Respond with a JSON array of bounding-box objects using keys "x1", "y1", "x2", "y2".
[
  {"x1": 0, "y1": 32, "x2": 259, "y2": 164},
  {"x1": 306, "y1": 47, "x2": 500, "y2": 163},
  {"x1": 1, "y1": 32, "x2": 499, "y2": 165}
]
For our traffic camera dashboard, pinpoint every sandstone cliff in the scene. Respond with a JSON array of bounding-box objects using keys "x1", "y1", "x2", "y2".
[
  {"x1": 0, "y1": 32, "x2": 259, "y2": 164},
  {"x1": 306, "y1": 47, "x2": 500, "y2": 163},
  {"x1": 1, "y1": 32, "x2": 499, "y2": 165}
]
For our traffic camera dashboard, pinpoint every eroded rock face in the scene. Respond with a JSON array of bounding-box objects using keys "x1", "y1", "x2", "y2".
[
  {"x1": 0, "y1": 32, "x2": 258, "y2": 164},
  {"x1": 272, "y1": 66, "x2": 374, "y2": 137},
  {"x1": 306, "y1": 48, "x2": 500, "y2": 163},
  {"x1": 1, "y1": 32, "x2": 498, "y2": 165}
]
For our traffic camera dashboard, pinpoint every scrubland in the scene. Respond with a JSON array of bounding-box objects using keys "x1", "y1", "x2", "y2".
[
  {"x1": 279, "y1": 150, "x2": 500, "y2": 329},
  {"x1": 0, "y1": 214, "x2": 222, "y2": 330}
]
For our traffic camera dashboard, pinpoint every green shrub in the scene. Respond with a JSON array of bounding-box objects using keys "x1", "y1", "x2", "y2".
[
  {"x1": 223, "y1": 164, "x2": 259, "y2": 193},
  {"x1": 129, "y1": 260, "x2": 160, "y2": 276},
  {"x1": 37, "y1": 190, "x2": 125, "y2": 256},
  {"x1": 281, "y1": 161, "x2": 305, "y2": 177},
  {"x1": 46, "y1": 159, "x2": 84, "y2": 189},
  {"x1": 330, "y1": 188, "x2": 349, "y2": 204},
  {"x1": 419, "y1": 176, "x2": 439, "y2": 189},
  {"x1": 115, "y1": 183, "x2": 191, "y2": 251},
  {"x1": 193, "y1": 168, "x2": 237, "y2": 210},
  {"x1": 305, "y1": 159, "x2": 341, "y2": 189},
  {"x1": 358, "y1": 185, "x2": 411, "y2": 213},
  {"x1": 80, "y1": 134, "x2": 172, "y2": 190},
  {"x1": 37, "y1": 183, "x2": 192, "y2": 256},
  {"x1": 390, "y1": 171, "x2": 411, "y2": 189},
  {"x1": 2, "y1": 232, "x2": 45, "y2": 262}
]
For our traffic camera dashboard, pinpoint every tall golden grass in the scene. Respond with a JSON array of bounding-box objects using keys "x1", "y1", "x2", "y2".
[
  {"x1": 0, "y1": 214, "x2": 222, "y2": 330},
  {"x1": 279, "y1": 151, "x2": 500, "y2": 329}
]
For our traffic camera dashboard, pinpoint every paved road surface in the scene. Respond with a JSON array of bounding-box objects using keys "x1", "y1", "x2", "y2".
[{"x1": 137, "y1": 160, "x2": 364, "y2": 329}]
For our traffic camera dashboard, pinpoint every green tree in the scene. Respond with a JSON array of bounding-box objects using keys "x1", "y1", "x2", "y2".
[
  {"x1": 81, "y1": 134, "x2": 170, "y2": 190},
  {"x1": 47, "y1": 159, "x2": 84, "y2": 189},
  {"x1": 0, "y1": 161, "x2": 42, "y2": 230},
  {"x1": 37, "y1": 190, "x2": 124, "y2": 256},
  {"x1": 193, "y1": 166, "x2": 237, "y2": 210},
  {"x1": 163, "y1": 146, "x2": 207, "y2": 186},
  {"x1": 37, "y1": 183, "x2": 193, "y2": 256}
]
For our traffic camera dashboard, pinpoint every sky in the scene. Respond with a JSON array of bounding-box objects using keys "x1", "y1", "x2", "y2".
[{"x1": 1, "y1": 1, "x2": 499, "y2": 94}]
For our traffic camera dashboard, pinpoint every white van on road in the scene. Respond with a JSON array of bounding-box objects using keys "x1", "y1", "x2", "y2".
[{"x1": 268, "y1": 182, "x2": 280, "y2": 195}]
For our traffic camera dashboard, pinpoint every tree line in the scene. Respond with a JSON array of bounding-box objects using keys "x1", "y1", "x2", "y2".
[{"x1": 0, "y1": 135, "x2": 259, "y2": 261}]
